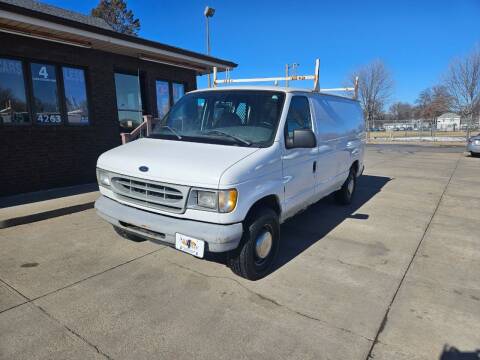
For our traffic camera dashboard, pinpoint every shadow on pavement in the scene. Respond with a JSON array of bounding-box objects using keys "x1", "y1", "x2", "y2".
[
  {"x1": 440, "y1": 346, "x2": 480, "y2": 360},
  {"x1": 272, "y1": 174, "x2": 391, "y2": 273},
  {"x1": 0, "y1": 183, "x2": 98, "y2": 208}
]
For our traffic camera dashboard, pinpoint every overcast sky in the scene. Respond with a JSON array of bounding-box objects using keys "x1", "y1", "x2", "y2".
[{"x1": 45, "y1": 0, "x2": 480, "y2": 105}]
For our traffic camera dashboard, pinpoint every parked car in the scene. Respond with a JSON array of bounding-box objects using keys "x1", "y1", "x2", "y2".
[
  {"x1": 95, "y1": 87, "x2": 365, "y2": 280},
  {"x1": 467, "y1": 134, "x2": 480, "y2": 157}
]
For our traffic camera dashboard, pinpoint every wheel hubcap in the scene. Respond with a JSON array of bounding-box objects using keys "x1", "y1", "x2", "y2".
[
  {"x1": 347, "y1": 177, "x2": 354, "y2": 196},
  {"x1": 255, "y1": 229, "x2": 273, "y2": 259}
]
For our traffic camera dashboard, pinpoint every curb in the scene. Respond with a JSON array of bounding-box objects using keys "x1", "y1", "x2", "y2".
[{"x1": 0, "y1": 202, "x2": 94, "y2": 229}]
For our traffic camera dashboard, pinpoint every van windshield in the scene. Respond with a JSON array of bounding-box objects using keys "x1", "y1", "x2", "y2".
[{"x1": 150, "y1": 90, "x2": 285, "y2": 147}]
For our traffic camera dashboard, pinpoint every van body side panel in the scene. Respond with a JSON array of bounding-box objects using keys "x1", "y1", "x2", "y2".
[
  {"x1": 311, "y1": 96, "x2": 342, "y2": 198},
  {"x1": 312, "y1": 95, "x2": 365, "y2": 189}
]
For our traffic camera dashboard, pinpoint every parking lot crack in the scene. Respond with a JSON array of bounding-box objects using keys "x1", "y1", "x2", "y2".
[
  {"x1": 0, "y1": 248, "x2": 165, "y2": 315},
  {"x1": 0, "y1": 278, "x2": 114, "y2": 359},
  {"x1": 0, "y1": 278, "x2": 30, "y2": 314},
  {"x1": 35, "y1": 304, "x2": 114, "y2": 359},
  {"x1": 32, "y1": 248, "x2": 166, "y2": 302},
  {"x1": 364, "y1": 152, "x2": 463, "y2": 359},
  {"x1": 166, "y1": 260, "x2": 374, "y2": 343}
]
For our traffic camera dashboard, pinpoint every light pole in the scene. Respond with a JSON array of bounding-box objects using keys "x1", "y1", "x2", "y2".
[{"x1": 204, "y1": 6, "x2": 215, "y2": 87}]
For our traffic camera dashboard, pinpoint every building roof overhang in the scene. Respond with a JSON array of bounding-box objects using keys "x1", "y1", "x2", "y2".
[{"x1": 0, "y1": 2, "x2": 237, "y2": 75}]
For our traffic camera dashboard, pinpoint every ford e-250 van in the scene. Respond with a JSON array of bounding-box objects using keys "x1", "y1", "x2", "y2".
[{"x1": 95, "y1": 84, "x2": 365, "y2": 280}]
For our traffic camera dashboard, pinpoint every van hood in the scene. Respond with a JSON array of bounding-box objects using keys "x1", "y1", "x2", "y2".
[{"x1": 97, "y1": 138, "x2": 260, "y2": 188}]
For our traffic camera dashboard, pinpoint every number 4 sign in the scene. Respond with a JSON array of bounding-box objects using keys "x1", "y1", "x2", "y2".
[{"x1": 38, "y1": 66, "x2": 48, "y2": 79}]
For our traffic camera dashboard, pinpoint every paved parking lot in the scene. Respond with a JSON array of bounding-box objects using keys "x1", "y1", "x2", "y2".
[{"x1": 1, "y1": 144, "x2": 479, "y2": 360}]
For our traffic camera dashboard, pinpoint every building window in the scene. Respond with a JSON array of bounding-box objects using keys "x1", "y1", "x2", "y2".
[
  {"x1": 30, "y1": 63, "x2": 62, "y2": 125},
  {"x1": 62, "y1": 67, "x2": 89, "y2": 125},
  {"x1": 0, "y1": 58, "x2": 29, "y2": 124},
  {"x1": 156, "y1": 80, "x2": 170, "y2": 119},
  {"x1": 114, "y1": 73, "x2": 143, "y2": 129},
  {"x1": 172, "y1": 82, "x2": 185, "y2": 104}
]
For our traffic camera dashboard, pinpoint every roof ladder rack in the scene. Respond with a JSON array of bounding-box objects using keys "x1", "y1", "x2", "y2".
[{"x1": 212, "y1": 58, "x2": 359, "y2": 100}]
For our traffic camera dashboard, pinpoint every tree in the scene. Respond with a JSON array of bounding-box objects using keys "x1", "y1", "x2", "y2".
[
  {"x1": 444, "y1": 47, "x2": 480, "y2": 138},
  {"x1": 389, "y1": 102, "x2": 414, "y2": 120},
  {"x1": 91, "y1": 0, "x2": 140, "y2": 36},
  {"x1": 350, "y1": 60, "x2": 394, "y2": 130},
  {"x1": 415, "y1": 86, "x2": 452, "y2": 129}
]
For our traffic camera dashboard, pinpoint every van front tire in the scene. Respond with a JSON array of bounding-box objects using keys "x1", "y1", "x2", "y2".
[
  {"x1": 228, "y1": 208, "x2": 280, "y2": 280},
  {"x1": 335, "y1": 168, "x2": 356, "y2": 205}
]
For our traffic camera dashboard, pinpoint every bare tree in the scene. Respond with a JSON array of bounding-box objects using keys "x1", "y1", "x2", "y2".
[
  {"x1": 444, "y1": 47, "x2": 480, "y2": 138},
  {"x1": 415, "y1": 85, "x2": 452, "y2": 130},
  {"x1": 350, "y1": 60, "x2": 393, "y2": 131},
  {"x1": 389, "y1": 102, "x2": 414, "y2": 120}
]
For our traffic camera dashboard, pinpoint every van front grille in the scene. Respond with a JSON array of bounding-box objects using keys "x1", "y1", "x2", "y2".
[{"x1": 111, "y1": 176, "x2": 189, "y2": 213}]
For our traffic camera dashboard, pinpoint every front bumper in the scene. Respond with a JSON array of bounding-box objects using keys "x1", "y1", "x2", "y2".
[
  {"x1": 95, "y1": 196, "x2": 243, "y2": 252},
  {"x1": 467, "y1": 142, "x2": 480, "y2": 153}
]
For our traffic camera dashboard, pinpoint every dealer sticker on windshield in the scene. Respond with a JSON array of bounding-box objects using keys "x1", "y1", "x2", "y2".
[{"x1": 175, "y1": 233, "x2": 205, "y2": 258}]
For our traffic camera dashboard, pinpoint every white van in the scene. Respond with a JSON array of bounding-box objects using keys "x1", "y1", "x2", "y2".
[{"x1": 95, "y1": 85, "x2": 365, "y2": 280}]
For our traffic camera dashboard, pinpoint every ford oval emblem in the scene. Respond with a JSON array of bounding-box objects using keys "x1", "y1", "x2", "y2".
[{"x1": 139, "y1": 166, "x2": 149, "y2": 172}]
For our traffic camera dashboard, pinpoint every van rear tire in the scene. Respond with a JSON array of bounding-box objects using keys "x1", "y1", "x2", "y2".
[
  {"x1": 335, "y1": 168, "x2": 356, "y2": 205},
  {"x1": 228, "y1": 208, "x2": 280, "y2": 280}
]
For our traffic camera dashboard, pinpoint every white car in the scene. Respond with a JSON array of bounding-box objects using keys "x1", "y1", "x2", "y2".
[{"x1": 95, "y1": 86, "x2": 365, "y2": 280}]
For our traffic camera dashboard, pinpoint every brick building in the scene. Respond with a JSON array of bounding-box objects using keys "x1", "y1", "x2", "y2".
[{"x1": 0, "y1": 0, "x2": 236, "y2": 196}]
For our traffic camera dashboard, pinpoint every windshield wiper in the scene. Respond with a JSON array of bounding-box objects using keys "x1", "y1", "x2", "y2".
[
  {"x1": 159, "y1": 125, "x2": 182, "y2": 140},
  {"x1": 204, "y1": 130, "x2": 251, "y2": 146}
]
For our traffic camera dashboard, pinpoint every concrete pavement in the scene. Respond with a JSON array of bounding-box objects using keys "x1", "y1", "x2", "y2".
[{"x1": 0, "y1": 144, "x2": 479, "y2": 359}]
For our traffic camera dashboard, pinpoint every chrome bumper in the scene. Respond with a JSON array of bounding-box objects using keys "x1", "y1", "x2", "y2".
[{"x1": 95, "y1": 196, "x2": 243, "y2": 252}]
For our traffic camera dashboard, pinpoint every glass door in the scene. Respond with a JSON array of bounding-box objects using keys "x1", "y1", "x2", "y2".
[
  {"x1": 114, "y1": 73, "x2": 143, "y2": 129},
  {"x1": 172, "y1": 82, "x2": 185, "y2": 104},
  {"x1": 156, "y1": 80, "x2": 170, "y2": 119}
]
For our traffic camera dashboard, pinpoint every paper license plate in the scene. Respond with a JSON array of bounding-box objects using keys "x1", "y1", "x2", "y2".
[{"x1": 175, "y1": 233, "x2": 205, "y2": 258}]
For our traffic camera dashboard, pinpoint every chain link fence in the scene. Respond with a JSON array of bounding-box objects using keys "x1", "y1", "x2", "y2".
[{"x1": 366, "y1": 121, "x2": 480, "y2": 143}]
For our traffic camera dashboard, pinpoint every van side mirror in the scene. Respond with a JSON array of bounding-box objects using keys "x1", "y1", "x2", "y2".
[{"x1": 286, "y1": 129, "x2": 317, "y2": 149}]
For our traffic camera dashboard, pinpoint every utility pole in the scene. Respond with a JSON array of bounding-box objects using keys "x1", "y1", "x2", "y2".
[
  {"x1": 204, "y1": 6, "x2": 215, "y2": 87},
  {"x1": 285, "y1": 63, "x2": 299, "y2": 88}
]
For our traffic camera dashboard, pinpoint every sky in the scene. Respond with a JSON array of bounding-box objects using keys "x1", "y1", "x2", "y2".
[{"x1": 44, "y1": 0, "x2": 480, "y2": 106}]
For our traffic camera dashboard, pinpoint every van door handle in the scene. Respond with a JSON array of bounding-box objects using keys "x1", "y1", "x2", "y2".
[{"x1": 313, "y1": 161, "x2": 317, "y2": 173}]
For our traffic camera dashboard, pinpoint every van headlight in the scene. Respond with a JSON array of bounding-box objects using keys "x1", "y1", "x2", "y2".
[
  {"x1": 96, "y1": 168, "x2": 111, "y2": 187},
  {"x1": 188, "y1": 189, "x2": 237, "y2": 213}
]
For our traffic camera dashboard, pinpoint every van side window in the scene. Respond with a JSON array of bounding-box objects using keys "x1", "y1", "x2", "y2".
[{"x1": 285, "y1": 96, "x2": 312, "y2": 139}]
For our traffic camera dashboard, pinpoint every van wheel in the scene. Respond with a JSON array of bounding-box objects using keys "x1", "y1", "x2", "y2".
[
  {"x1": 471, "y1": 152, "x2": 480, "y2": 157},
  {"x1": 335, "y1": 168, "x2": 356, "y2": 205},
  {"x1": 228, "y1": 208, "x2": 280, "y2": 280},
  {"x1": 113, "y1": 226, "x2": 147, "y2": 242}
]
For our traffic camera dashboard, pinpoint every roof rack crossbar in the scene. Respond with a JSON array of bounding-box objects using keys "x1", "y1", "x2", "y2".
[
  {"x1": 322, "y1": 87, "x2": 355, "y2": 92},
  {"x1": 214, "y1": 75, "x2": 316, "y2": 84},
  {"x1": 212, "y1": 58, "x2": 359, "y2": 99}
]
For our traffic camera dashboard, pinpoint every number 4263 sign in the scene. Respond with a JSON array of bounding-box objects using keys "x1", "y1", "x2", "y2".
[{"x1": 36, "y1": 114, "x2": 61, "y2": 124}]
